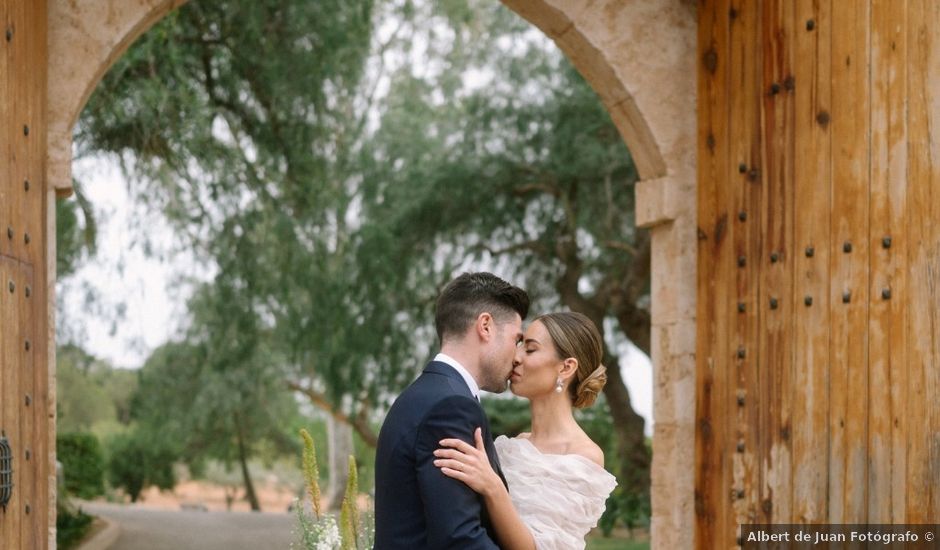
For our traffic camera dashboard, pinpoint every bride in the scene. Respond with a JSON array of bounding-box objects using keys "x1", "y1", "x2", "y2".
[{"x1": 433, "y1": 311, "x2": 618, "y2": 550}]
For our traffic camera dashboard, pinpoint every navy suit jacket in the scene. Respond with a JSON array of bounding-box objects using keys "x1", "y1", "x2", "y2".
[{"x1": 374, "y1": 361, "x2": 505, "y2": 550}]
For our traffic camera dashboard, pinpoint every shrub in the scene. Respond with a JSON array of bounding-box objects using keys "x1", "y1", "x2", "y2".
[
  {"x1": 106, "y1": 430, "x2": 176, "y2": 502},
  {"x1": 598, "y1": 486, "x2": 651, "y2": 535},
  {"x1": 56, "y1": 500, "x2": 94, "y2": 549},
  {"x1": 57, "y1": 432, "x2": 105, "y2": 499}
]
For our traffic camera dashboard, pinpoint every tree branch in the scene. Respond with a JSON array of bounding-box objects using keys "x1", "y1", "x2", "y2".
[
  {"x1": 512, "y1": 182, "x2": 561, "y2": 197},
  {"x1": 348, "y1": 19, "x2": 407, "y2": 145},
  {"x1": 603, "y1": 240, "x2": 638, "y2": 255},
  {"x1": 473, "y1": 240, "x2": 550, "y2": 258},
  {"x1": 286, "y1": 380, "x2": 378, "y2": 447}
]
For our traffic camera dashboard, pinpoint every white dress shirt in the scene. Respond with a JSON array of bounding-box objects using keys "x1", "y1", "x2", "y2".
[{"x1": 433, "y1": 353, "x2": 480, "y2": 400}]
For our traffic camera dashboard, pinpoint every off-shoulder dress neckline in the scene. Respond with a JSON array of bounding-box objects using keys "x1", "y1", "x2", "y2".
[{"x1": 499, "y1": 434, "x2": 608, "y2": 473}]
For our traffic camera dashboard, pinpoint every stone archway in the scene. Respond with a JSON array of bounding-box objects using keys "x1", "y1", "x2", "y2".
[{"x1": 44, "y1": 1, "x2": 697, "y2": 548}]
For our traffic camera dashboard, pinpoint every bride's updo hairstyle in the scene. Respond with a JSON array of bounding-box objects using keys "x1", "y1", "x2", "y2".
[{"x1": 536, "y1": 311, "x2": 607, "y2": 408}]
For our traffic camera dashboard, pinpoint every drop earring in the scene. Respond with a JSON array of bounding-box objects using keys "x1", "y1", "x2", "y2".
[{"x1": 555, "y1": 376, "x2": 564, "y2": 393}]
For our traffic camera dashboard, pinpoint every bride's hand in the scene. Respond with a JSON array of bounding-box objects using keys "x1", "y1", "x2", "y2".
[{"x1": 434, "y1": 427, "x2": 503, "y2": 497}]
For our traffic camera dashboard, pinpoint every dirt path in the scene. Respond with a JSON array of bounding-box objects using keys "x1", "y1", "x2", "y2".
[{"x1": 82, "y1": 502, "x2": 296, "y2": 550}]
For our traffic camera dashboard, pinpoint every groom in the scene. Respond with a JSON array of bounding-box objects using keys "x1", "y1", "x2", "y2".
[{"x1": 373, "y1": 272, "x2": 529, "y2": 549}]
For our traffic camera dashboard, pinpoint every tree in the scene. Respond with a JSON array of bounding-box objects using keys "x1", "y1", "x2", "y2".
[
  {"x1": 56, "y1": 347, "x2": 113, "y2": 433},
  {"x1": 57, "y1": 432, "x2": 106, "y2": 499},
  {"x1": 352, "y1": 2, "x2": 651, "y2": 494},
  {"x1": 76, "y1": 0, "x2": 651, "y2": 500},
  {"x1": 130, "y1": 279, "x2": 303, "y2": 511},
  {"x1": 77, "y1": 0, "x2": 395, "y2": 446},
  {"x1": 107, "y1": 430, "x2": 176, "y2": 502},
  {"x1": 56, "y1": 344, "x2": 139, "y2": 435}
]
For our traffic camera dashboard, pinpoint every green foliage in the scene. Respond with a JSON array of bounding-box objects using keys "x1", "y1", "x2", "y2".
[
  {"x1": 57, "y1": 432, "x2": 106, "y2": 499},
  {"x1": 586, "y1": 535, "x2": 649, "y2": 550},
  {"x1": 55, "y1": 502, "x2": 94, "y2": 550},
  {"x1": 121, "y1": 281, "x2": 306, "y2": 509},
  {"x1": 79, "y1": 0, "x2": 396, "y2": 420},
  {"x1": 56, "y1": 344, "x2": 138, "y2": 436},
  {"x1": 481, "y1": 397, "x2": 531, "y2": 438},
  {"x1": 55, "y1": 180, "x2": 97, "y2": 280},
  {"x1": 77, "y1": 0, "x2": 642, "y2": 414},
  {"x1": 56, "y1": 354, "x2": 112, "y2": 434},
  {"x1": 106, "y1": 430, "x2": 176, "y2": 502},
  {"x1": 55, "y1": 198, "x2": 84, "y2": 280},
  {"x1": 351, "y1": 425, "x2": 377, "y2": 492},
  {"x1": 77, "y1": 0, "x2": 651, "y2": 500},
  {"x1": 56, "y1": 180, "x2": 100, "y2": 347},
  {"x1": 598, "y1": 486, "x2": 651, "y2": 534}
]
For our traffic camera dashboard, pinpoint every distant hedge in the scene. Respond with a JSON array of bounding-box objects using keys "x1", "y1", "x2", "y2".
[{"x1": 57, "y1": 432, "x2": 105, "y2": 499}]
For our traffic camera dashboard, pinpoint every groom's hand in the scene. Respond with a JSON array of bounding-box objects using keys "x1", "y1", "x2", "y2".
[{"x1": 434, "y1": 428, "x2": 502, "y2": 498}]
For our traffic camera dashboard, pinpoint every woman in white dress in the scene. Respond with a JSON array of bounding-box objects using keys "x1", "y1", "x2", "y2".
[{"x1": 433, "y1": 311, "x2": 618, "y2": 550}]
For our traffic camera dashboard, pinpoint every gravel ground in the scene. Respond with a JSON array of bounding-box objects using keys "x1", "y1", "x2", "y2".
[{"x1": 82, "y1": 501, "x2": 297, "y2": 550}]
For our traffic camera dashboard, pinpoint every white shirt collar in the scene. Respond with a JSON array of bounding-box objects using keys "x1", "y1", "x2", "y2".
[{"x1": 433, "y1": 353, "x2": 480, "y2": 400}]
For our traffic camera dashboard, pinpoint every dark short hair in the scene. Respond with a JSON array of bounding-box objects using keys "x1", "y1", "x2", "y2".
[{"x1": 435, "y1": 272, "x2": 529, "y2": 343}]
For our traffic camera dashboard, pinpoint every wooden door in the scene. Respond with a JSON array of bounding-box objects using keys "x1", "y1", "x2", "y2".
[
  {"x1": 696, "y1": 1, "x2": 940, "y2": 547},
  {"x1": 0, "y1": 1, "x2": 49, "y2": 548}
]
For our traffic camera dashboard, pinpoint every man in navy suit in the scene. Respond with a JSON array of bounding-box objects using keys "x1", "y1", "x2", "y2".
[{"x1": 374, "y1": 272, "x2": 529, "y2": 549}]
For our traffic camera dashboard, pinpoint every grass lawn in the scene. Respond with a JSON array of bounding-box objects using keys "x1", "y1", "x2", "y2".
[{"x1": 586, "y1": 535, "x2": 650, "y2": 550}]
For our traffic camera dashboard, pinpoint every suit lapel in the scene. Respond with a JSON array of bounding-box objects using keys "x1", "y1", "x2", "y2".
[{"x1": 479, "y1": 413, "x2": 507, "y2": 487}]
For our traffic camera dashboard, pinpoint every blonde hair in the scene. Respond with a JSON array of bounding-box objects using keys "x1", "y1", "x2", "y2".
[{"x1": 536, "y1": 311, "x2": 607, "y2": 408}]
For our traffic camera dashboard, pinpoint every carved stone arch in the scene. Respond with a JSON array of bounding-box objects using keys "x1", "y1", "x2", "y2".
[
  {"x1": 45, "y1": 1, "x2": 697, "y2": 548},
  {"x1": 48, "y1": 0, "x2": 694, "y2": 194},
  {"x1": 47, "y1": 0, "x2": 187, "y2": 195}
]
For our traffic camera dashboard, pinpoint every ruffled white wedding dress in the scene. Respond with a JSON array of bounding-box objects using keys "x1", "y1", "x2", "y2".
[{"x1": 494, "y1": 435, "x2": 618, "y2": 550}]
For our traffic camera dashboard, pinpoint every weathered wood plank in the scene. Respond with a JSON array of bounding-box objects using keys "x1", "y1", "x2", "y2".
[
  {"x1": 791, "y1": 0, "x2": 831, "y2": 525},
  {"x1": 28, "y1": 0, "x2": 49, "y2": 543},
  {"x1": 918, "y1": 0, "x2": 940, "y2": 522},
  {"x1": 0, "y1": 0, "x2": 14, "y2": 544},
  {"x1": 1, "y1": 2, "x2": 48, "y2": 547},
  {"x1": 8, "y1": 0, "x2": 27, "y2": 265},
  {"x1": 728, "y1": 0, "x2": 762, "y2": 532},
  {"x1": 903, "y1": 0, "x2": 927, "y2": 524},
  {"x1": 904, "y1": 0, "x2": 935, "y2": 524},
  {"x1": 1, "y1": 258, "x2": 24, "y2": 550},
  {"x1": 869, "y1": 0, "x2": 907, "y2": 524},
  {"x1": 829, "y1": 0, "x2": 870, "y2": 524},
  {"x1": 0, "y1": 0, "x2": 10, "y2": 261},
  {"x1": 17, "y1": 264, "x2": 35, "y2": 550},
  {"x1": 695, "y1": 0, "x2": 732, "y2": 546},
  {"x1": 758, "y1": 0, "x2": 794, "y2": 525},
  {"x1": 25, "y1": 0, "x2": 44, "y2": 273},
  {"x1": 9, "y1": 7, "x2": 32, "y2": 547},
  {"x1": 0, "y1": 269, "x2": 7, "y2": 544},
  {"x1": 874, "y1": 0, "x2": 911, "y2": 526}
]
